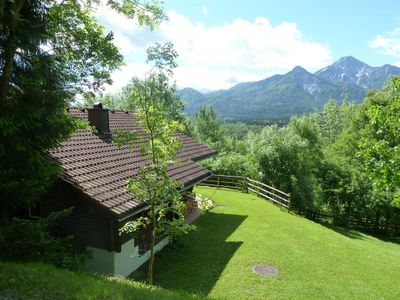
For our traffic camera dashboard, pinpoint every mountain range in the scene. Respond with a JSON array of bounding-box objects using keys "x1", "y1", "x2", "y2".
[{"x1": 177, "y1": 56, "x2": 400, "y2": 122}]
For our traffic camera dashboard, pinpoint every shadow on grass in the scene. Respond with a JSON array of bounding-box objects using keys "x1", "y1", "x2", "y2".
[
  {"x1": 130, "y1": 212, "x2": 246, "y2": 296},
  {"x1": 320, "y1": 222, "x2": 400, "y2": 244},
  {"x1": 320, "y1": 223, "x2": 366, "y2": 239}
]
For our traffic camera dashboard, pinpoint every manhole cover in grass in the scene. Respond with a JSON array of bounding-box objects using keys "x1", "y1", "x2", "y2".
[
  {"x1": 252, "y1": 264, "x2": 278, "y2": 277},
  {"x1": 215, "y1": 205, "x2": 226, "y2": 208}
]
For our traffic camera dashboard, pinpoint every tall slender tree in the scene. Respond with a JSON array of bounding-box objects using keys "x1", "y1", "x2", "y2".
[
  {"x1": 193, "y1": 105, "x2": 224, "y2": 145},
  {"x1": 116, "y1": 43, "x2": 193, "y2": 285}
]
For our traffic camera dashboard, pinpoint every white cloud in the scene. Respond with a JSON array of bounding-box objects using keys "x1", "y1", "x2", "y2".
[
  {"x1": 96, "y1": 8, "x2": 332, "y2": 92},
  {"x1": 201, "y1": 6, "x2": 208, "y2": 16},
  {"x1": 107, "y1": 63, "x2": 151, "y2": 93},
  {"x1": 369, "y1": 28, "x2": 400, "y2": 59}
]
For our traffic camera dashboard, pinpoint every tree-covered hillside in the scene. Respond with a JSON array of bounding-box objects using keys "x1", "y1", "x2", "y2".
[
  {"x1": 193, "y1": 77, "x2": 400, "y2": 232},
  {"x1": 178, "y1": 57, "x2": 400, "y2": 122}
]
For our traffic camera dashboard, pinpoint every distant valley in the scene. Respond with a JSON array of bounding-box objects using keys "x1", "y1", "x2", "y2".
[{"x1": 177, "y1": 56, "x2": 400, "y2": 122}]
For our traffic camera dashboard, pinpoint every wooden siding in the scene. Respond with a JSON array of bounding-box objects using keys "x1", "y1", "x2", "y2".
[{"x1": 40, "y1": 180, "x2": 116, "y2": 251}]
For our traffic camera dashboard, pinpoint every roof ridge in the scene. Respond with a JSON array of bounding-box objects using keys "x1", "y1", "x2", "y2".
[{"x1": 68, "y1": 106, "x2": 133, "y2": 114}]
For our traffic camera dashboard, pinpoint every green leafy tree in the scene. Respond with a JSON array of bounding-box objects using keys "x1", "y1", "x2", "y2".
[
  {"x1": 83, "y1": 91, "x2": 128, "y2": 109},
  {"x1": 249, "y1": 117, "x2": 324, "y2": 211},
  {"x1": 311, "y1": 91, "x2": 399, "y2": 228},
  {"x1": 317, "y1": 100, "x2": 356, "y2": 144},
  {"x1": 359, "y1": 77, "x2": 400, "y2": 208},
  {"x1": 312, "y1": 100, "x2": 363, "y2": 224},
  {"x1": 208, "y1": 152, "x2": 258, "y2": 179},
  {"x1": 193, "y1": 105, "x2": 224, "y2": 146},
  {"x1": 0, "y1": 0, "x2": 165, "y2": 220},
  {"x1": 115, "y1": 43, "x2": 193, "y2": 285}
]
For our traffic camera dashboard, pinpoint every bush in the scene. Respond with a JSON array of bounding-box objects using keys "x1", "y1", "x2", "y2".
[
  {"x1": 196, "y1": 194, "x2": 215, "y2": 213},
  {"x1": 0, "y1": 208, "x2": 87, "y2": 270},
  {"x1": 208, "y1": 153, "x2": 258, "y2": 179}
]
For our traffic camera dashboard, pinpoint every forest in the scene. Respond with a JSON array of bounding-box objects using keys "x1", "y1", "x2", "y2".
[{"x1": 199, "y1": 83, "x2": 400, "y2": 233}]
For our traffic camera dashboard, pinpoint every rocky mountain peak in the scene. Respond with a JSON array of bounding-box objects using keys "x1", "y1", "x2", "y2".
[
  {"x1": 178, "y1": 57, "x2": 400, "y2": 121},
  {"x1": 290, "y1": 66, "x2": 308, "y2": 74}
]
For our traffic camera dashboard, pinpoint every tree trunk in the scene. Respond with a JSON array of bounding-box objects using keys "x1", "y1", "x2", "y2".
[
  {"x1": 0, "y1": 43, "x2": 16, "y2": 105},
  {"x1": 344, "y1": 197, "x2": 351, "y2": 227},
  {"x1": 374, "y1": 210, "x2": 380, "y2": 231},
  {"x1": 147, "y1": 206, "x2": 156, "y2": 285},
  {"x1": 0, "y1": 0, "x2": 25, "y2": 105}
]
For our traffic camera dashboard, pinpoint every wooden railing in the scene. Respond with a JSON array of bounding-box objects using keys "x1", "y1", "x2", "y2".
[{"x1": 198, "y1": 174, "x2": 290, "y2": 209}]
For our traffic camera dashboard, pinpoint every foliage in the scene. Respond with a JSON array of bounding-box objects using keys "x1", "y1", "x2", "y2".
[
  {"x1": 316, "y1": 99, "x2": 357, "y2": 144},
  {"x1": 197, "y1": 119, "x2": 262, "y2": 179},
  {"x1": 193, "y1": 105, "x2": 224, "y2": 147},
  {"x1": 222, "y1": 122, "x2": 264, "y2": 140},
  {"x1": 0, "y1": 261, "x2": 203, "y2": 300},
  {"x1": 1, "y1": 0, "x2": 165, "y2": 102},
  {"x1": 146, "y1": 42, "x2": 178, "y2": 76},
  {"x1": 0, "y1": 0, "x2": 164, "y2": 219},
  {"x1": 359, "y1": 77, "x2": 400, "y2": 207},
  {"x1": 196, "y1": 194, "x2": 214, "y2": 213},
  {"x1": 115, "y1": 43, "x2": 193, "y2": 284},
  {"x1": 206, "y1": 153, "x2": 258, "y2": 179},
  {"x1": 83, "y1": 91, "x2": 126, "y2": 109},
  {"x1": 248, "y1": 117, "x2": 324, "y2": 210},
  {"x1": 0, "y1": 208, "x2": 86, "y2": 270}
]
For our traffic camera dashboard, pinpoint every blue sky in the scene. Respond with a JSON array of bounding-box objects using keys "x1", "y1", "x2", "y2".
[
  {"x1": 165, "y1": 0, "x2": 400, "y2": 65},
  {"x1": 97, "y1": 0, "x2": 400, "y2": 92}
]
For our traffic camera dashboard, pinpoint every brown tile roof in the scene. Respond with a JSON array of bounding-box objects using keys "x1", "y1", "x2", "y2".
[{"x1": 48, "y1": 107, "x2": 217, "y2": 217}]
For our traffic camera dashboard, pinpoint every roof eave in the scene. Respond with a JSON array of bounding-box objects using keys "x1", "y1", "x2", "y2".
[
  {"x1": 116, "y1": 170, "x2": 213, "y2": 222},
  {"x1": 191, "y1": 150, "x2": 218, "y2": 162}
]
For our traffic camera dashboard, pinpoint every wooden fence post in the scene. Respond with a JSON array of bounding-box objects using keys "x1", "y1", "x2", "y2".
[{"x1": 201, "y1": 174, "x2": 290, "y2": 210}]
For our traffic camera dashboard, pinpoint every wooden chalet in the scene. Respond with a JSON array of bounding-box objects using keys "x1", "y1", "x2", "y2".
[{"x1": 38, "y1": 104, "x2": 217, "y2": 276}]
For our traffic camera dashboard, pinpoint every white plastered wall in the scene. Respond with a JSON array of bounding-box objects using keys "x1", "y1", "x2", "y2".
[{"x1": 86, "y1": 236, "x2": 169, "y2": 277}]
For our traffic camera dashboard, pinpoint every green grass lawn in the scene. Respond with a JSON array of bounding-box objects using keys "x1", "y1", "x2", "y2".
[
  {"x1": 132, "y1": 187, "x2": 400, "y2": 299},
  {"x1": 0, "y1": 261, "x2": 203, "y2": 300}
]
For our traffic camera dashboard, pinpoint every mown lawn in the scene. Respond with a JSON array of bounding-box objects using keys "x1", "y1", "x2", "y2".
[
  {"x1": 132, "y1": 187, "x2": 400, "y2": 299},
  {"x1": 0, "y1": 261, "x2": 203, "y2": 300}
]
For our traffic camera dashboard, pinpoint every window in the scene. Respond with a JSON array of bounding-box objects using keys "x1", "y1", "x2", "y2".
[{"x1": 29, "y1": 202, "x2": 41, "y2": 219}]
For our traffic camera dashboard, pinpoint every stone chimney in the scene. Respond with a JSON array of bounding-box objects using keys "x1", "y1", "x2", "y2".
[{"x1": 87, "y1": 103, "x2": 110, "y2": 134}]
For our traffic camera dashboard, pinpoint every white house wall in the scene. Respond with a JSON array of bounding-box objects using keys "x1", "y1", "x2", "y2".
[
  {"x1": 85, "y1": 245, "x2": 114, "y2": 274},
  {"x1": 86, "y1": 236, "x2": 169, "y2": 277},
  {"x1": 114, "y1": 236, "x2": 169, "y2": 277}
]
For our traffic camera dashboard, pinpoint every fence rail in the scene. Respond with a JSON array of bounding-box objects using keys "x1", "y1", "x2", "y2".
[
  {"x1": 198, "y1": 174, "x2": 290, "y2": 209},
  {"x1": 198, "y1": 176, "x2": 400, "y2": 235},
  {"x1": 299, "y1": 208, "x2": 400, "y2": 234}
]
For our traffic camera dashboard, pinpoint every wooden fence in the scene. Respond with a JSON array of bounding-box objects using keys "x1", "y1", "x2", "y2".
[
  {"x1": 299, "y1": 208, "x2": 400, "y2": 234},
  {"x1": 198, "y1": 176, "x2": 400, "y2": 235},
  {"x1": 198, "y1": 174, "x2": 290, "y2": 209}
]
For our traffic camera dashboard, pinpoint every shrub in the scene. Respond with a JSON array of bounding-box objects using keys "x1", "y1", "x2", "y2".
[
  {"x1": 0, "y1": 208, "x2": 87, "y2": 270},
  {"x1": 208, "y1": 153, "x2": 259, "y2": 179},
  {"x1": 196, "y1": 194, "x2": 215, "y2": 213}
]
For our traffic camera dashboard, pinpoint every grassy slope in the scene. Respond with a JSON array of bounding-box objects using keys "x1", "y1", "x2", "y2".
[
  {"x1": 132, "y1": 187, "x2": 400, "y2": 299},
  {"x1": 0, "y1": 261, "x2": 202, "y2": 300}
]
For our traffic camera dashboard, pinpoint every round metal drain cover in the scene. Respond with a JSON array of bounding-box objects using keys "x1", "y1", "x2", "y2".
[
  {"x1": 215, "y1": 205, "x2": 226, "y2": 208},
  {"x1": 252, "y1": 264, "x2": 278, "y2": 277}
]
